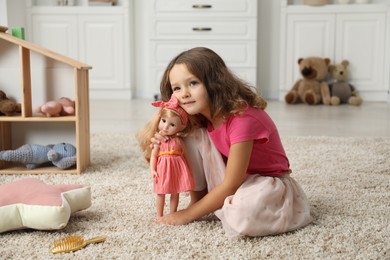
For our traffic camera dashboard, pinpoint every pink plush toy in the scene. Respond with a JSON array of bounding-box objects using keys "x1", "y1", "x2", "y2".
[
  {"x1": 35, "y1": 97, "x2": 75, "y2": 117},
  {"x1": 0, "y1": 178, "x2": 91, "y2": 233}
]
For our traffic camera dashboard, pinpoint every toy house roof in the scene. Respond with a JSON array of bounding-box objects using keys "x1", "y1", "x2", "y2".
[{"x1": 0, "y1": 30, "x2": 91, "y2": 70}]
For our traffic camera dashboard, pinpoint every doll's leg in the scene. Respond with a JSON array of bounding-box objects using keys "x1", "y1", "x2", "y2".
[
  {"x1": 170, "y1": 193, "x2": 179, "y2": 213},
  {"x1": 156, "y1": 194, "x2": 165, "y2": 217}
]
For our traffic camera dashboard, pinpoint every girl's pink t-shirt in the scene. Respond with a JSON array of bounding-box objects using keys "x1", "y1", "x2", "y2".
[{"x1": 207, "y1": 107, "x2": 290, "y2": 177}]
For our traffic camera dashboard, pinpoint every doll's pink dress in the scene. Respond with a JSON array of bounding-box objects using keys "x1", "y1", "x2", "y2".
[{"x1": 154, "y1": 137, "x2": 195, "y2": 194}]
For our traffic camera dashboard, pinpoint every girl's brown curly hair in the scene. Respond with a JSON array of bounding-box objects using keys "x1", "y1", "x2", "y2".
[{"x1": 159, "y1": 47, "x2": 267, "y2": 126}]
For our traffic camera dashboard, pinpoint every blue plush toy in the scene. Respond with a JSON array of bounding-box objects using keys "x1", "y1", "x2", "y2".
[{"x1": 0, "y1": 143, "x2": 77, "y2": 169}]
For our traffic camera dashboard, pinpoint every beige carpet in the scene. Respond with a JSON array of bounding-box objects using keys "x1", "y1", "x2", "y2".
[{"x1": 0, "y1": 133, "x2": 389, "y2": 259}]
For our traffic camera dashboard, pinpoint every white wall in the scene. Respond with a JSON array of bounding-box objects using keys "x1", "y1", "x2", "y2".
[
  {"x1": 258, "y1": 0, "x2": 280, "y2": 100},
  {"x1": 2, "y1": 0, "x2": 282, "y2": 100},
  {"x1": 0, "y1": 0, "x2": 7, "y2": 26},
  {"x1": 0, "y1": 0, "x2": 25, "y2": 29}
]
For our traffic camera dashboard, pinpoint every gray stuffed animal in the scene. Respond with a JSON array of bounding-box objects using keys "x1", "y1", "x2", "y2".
[
  {"x1": 0, "y1": 143, "x2": 76, "y2": 169},
  {"x1": 328, "y1": 60, "x2": 362, "y2": 106}
]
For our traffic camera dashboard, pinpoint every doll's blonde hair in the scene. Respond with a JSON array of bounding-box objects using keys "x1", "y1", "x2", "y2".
[{"x1": 136, "y1": 108, "x2": 192, "y2": 162}]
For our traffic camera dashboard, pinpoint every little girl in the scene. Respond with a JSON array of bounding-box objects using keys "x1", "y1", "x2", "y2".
[
  {"x1": 137, "y1": 96, "x2": 195, "y2": 217},
  {"x1": 151, "y1": 47, "x2": 312, "y2": 238}
]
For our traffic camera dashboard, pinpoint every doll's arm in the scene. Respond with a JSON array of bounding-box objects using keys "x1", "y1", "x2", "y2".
[
  {"x1": 156, "y1": 140, "x2": 253, "y2": 225},
  {"x1": 149, "y1": 143, "x2": 159, "y2": 180},
  {"x1": 349, "y1": 83, "x2": 357, "y2": 93}
]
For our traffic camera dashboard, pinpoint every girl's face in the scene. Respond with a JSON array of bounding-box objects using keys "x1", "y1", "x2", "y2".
[
  {"x1": 169, "y1": 64, "x2": 211, "y2": 120},
  {"x1": 158, "y1": 115, "x2": 185, "y2": 136}
]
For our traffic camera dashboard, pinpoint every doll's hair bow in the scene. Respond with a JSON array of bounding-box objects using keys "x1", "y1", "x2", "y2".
[{"x1": 152, "y1": 96, "x2": 188, "y2": 125}]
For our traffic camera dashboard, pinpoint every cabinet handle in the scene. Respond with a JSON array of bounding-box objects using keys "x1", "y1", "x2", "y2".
[
  {"x1": 192, "y1": 4, "x2": 212, "y2": 9},
  {"x1": 192, "y1": 27, "x2": 212, "y2": 31}
]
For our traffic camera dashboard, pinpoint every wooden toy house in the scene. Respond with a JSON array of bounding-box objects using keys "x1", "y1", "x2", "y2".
[{"x1": 0, "y1": 29, "x2": 91, "y2": 174}]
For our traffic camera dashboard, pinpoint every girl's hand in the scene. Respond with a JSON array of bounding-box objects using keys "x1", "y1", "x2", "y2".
[
  {"x1": 155, "y1": 209, "x2": 191, "y2": 225},
  {"x1": 150, "y1": 132, "x2": 169, "y2": 149}
]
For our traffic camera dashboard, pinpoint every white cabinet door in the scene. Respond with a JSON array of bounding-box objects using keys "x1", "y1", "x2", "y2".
[
  {"x1": 31, "y1": 15, "x2": 78, "y2": 59},
  {"x1": 281, "y1": 11, "x2": 388, "y2": 101},
  {"x1": 78, "y1": 15, "x2": 124, "y2": 90},
  {"x1": 154, "y1": 0, "x2": 256, "y2": 16},
  {"x1": 150, "y1": 42, "x2": 256, "y2": 67},
  {"x1": 336, "y1": 13, "x2": 386, "y2": 94},
  {"x1": 149, "y1": 41, "x2": 257, "y2": 89},
  {"x1": 283, "y1": 14, "x2": 334, "y2": 91},
  {"x1": 152, "y1": 19, "x2": 256, "y2": 40},
  {"x1": 143, "y1": 0, "x2": 257, "y2": 99}
]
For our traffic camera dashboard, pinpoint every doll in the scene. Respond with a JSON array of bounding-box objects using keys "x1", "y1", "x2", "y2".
[{"x1": 137, "y1": 96, "x2": 195, "y2": 218}]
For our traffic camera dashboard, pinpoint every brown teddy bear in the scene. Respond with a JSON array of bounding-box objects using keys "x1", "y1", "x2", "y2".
[
  {"x1": 0, "y1": 90, "x2": 21, "y2": 116},
  {"x1": 328, "y1": 60, "x2": 362, "y2": 106},
  {"x1": 285, "y1": 57, "x2": 331, "y2": 105}
]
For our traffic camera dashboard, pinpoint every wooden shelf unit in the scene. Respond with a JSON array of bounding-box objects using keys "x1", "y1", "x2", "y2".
[{"x1": 0, "y1": 31, "x2": 91, "y2": 174}]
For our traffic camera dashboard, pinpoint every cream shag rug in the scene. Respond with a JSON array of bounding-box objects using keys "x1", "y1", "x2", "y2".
[{"x1": 0, "y1": 134, "x2": 389, "y2": 259}]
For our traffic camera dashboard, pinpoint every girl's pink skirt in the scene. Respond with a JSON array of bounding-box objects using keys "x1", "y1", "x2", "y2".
[{"x1": 184, "y1": 129, "x2": 312, "y2": 238}]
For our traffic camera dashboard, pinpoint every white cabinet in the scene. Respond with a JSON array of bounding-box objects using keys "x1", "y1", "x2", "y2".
[
  {"x1": 30, "y1": 15, "x2": 78, "y2": 58},
  {"x1": 26, "y1": 1, "x2": 133, "y2": 99},
  {"x1": 78, "y1": 15, "x2": 125, "y2": 93},
  {"x1": 142, "y1": 0, "x2": 258, "y2": 99},
  {"x1": 279, "y1": 1, "x2": 390, "y2": 102}
]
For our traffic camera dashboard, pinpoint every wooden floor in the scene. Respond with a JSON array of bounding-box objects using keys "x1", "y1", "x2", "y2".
[{"x1": 90, "y1": 99, "x2": 390, "y2": 137}]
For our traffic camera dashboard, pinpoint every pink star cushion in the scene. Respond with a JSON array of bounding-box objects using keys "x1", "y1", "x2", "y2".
[{"x1": 0, "y1": 178, "x2": 91, "y2": 233}]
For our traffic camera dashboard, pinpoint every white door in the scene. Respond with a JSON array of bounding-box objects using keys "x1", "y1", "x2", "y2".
[
  {"x1": 31, "y1": 14, "x2": 78, "y2": 59},
  {"x1": 284, "y1": 14, "x2": 335, "y2": 91},
  {"x1": 78, "y1": 15, "x2": 124, "y2": 91},
  {"x1": 336, "y1": 13, "x2": 386, "y2": 98}
]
